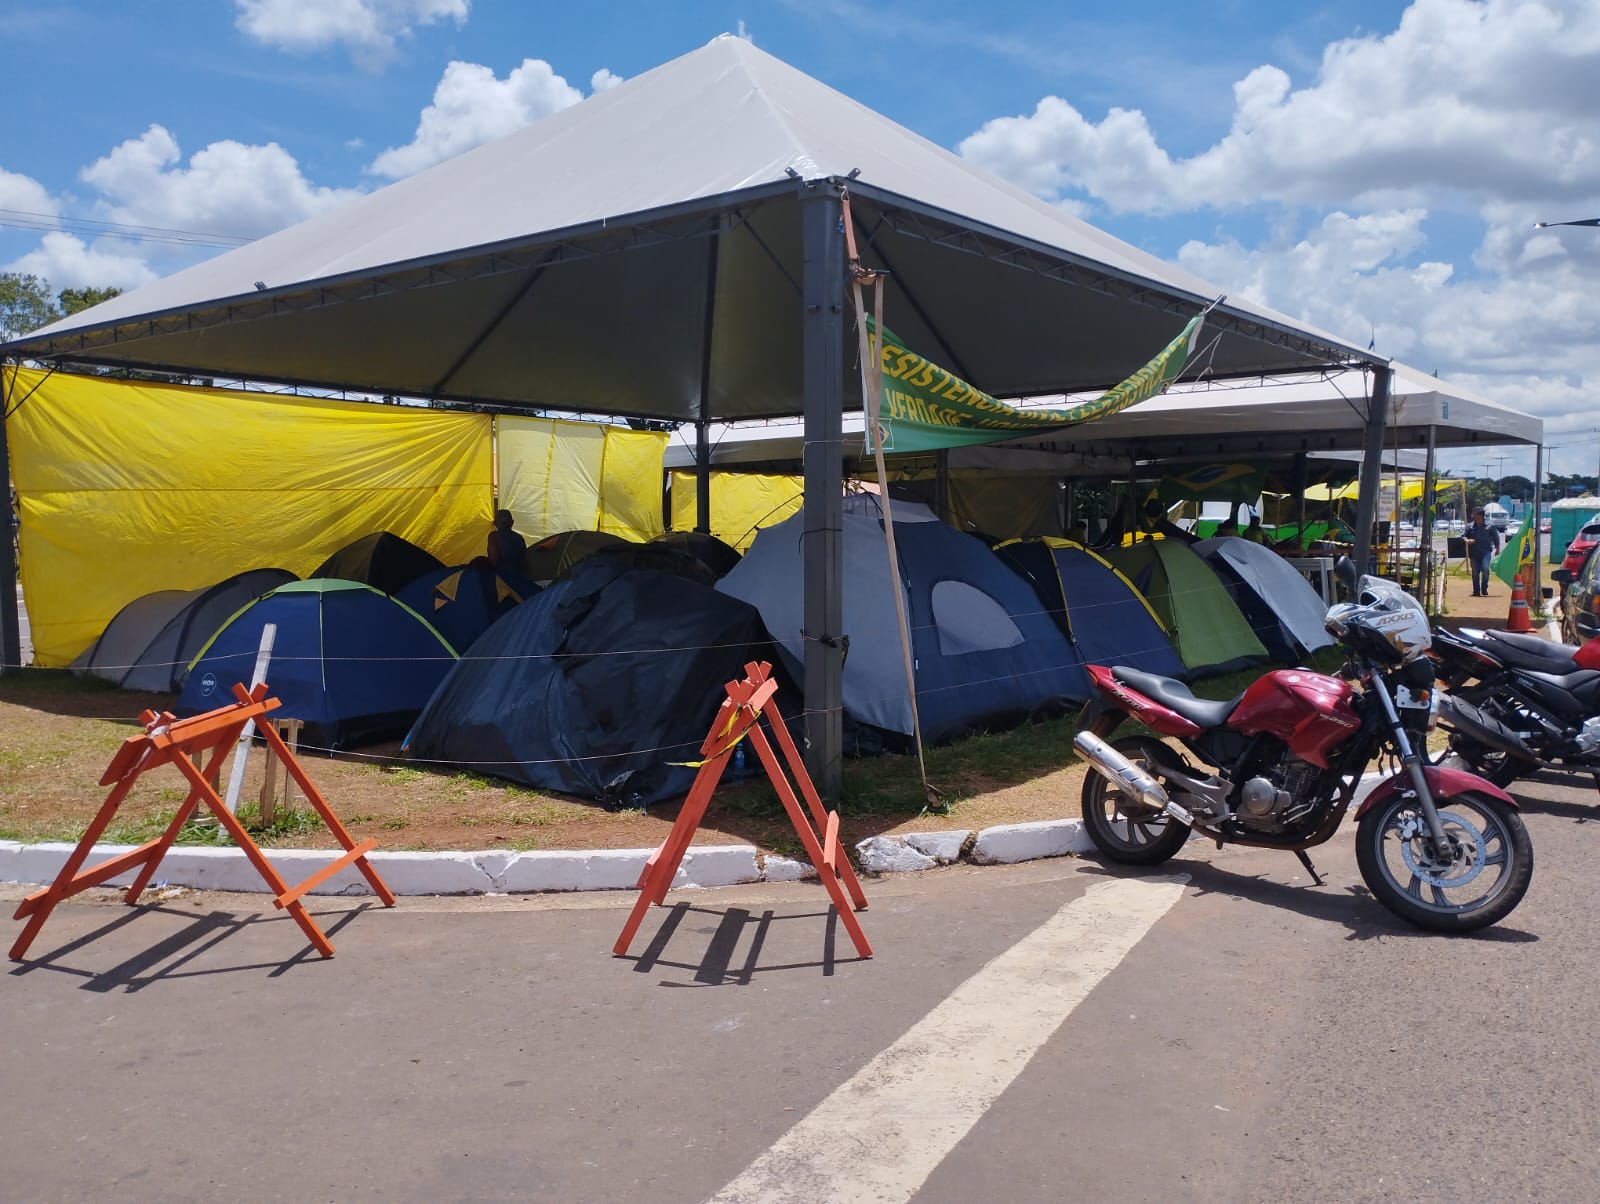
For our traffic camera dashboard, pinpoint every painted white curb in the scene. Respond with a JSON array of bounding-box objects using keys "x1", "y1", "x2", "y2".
[
  {"x1": 970, "y1": 818, "x2": 1093, "y2": 865},
  {"x1": 0, "y1": 840, "x2": 770, "y2": 896}
]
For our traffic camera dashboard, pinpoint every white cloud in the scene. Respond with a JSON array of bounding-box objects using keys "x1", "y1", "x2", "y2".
[
  {"x1": 590, "y1": 68, "x2": 624, "y2": 93},
  {"x1": 0, "y1": 165, "x2": 58, "y2": 220},
  {"x1": 5, "y1": 231, "x2": 158, "y2": 292},
  {"x1": 367, "y1": 58, "x2": 604, "y2": 179},
  {"x1": 234, "y1": 0, "x2": 468, "y2": 67},
  {"x1": 81, "y1": 124, "x2": 364, "y2": 243},
  {"x1": 1174, "y1": 208, "x2": 1599, "y2": 475},
  {"x1": 961, "y1": 0, "x2": 1600, "y2": 216}
]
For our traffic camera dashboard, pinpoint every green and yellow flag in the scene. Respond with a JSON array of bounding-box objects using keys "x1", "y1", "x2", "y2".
[
  {"x1": 871, "y1": 312, "x2": 1204, "y2": 455},
  {"x1": 1491, "y1": 519, "x2": 1535, "y2": 588}
]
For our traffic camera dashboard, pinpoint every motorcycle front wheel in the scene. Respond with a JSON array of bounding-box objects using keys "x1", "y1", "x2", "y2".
[
  {"x1": 1080, "y1": 735, "x2": 1191, "y2": 866},
  {"x1": 1355, "y1": 790, "x2": 1532, "y2": 932}
]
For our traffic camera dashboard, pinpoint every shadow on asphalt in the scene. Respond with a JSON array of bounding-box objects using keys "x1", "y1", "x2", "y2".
[
  {"x1": 1077, "y1": 858, "x2": 1539, "y2": 944},
  {"x1": 1509, "y1": 774, "x2": 1600, "y2": 823},
  {"x1": 618, "y1": 901, "x2": 870, "y2": 984},
  {"x1": 7, "y1": 901, "x2": 375, "y2": 990}
]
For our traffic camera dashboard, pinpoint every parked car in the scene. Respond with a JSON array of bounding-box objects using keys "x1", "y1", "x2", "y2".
[
  {"x1": 1540, "y1": 518, "x2": 1553, "y2": 535},
  {"x1": 1554, "y1": 546, "x2": 1600, "y2": 643},
  {"x1": 1561, "y1": 522, "x2": 1600, "y2": 576}
]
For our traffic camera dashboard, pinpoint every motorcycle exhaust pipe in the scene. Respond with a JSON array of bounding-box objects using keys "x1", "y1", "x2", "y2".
[
  {"x1": 1438, "y1": 695, "x2": 1540, "y2": 765},
  {"x1": 1073, "y1": 730, "x2": 1195, "y2": 826}
]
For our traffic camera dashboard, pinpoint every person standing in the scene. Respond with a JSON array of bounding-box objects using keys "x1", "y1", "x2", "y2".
[
  {"x1": 1465, "y1": 507, "x2": 1501, "y2": 596},
  {"x1": 486, "y1": 509, "x2": 527, "y2": 574}
]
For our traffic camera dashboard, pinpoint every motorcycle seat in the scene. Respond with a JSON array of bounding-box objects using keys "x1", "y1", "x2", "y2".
[
  {"x1": 1520, "y1": 668, "x2": 1600, "y2": 694},
  {"x1": 1488, "y1": 630, "x2": 1579, "y2": 659},
  {"x1": 1111, "y1": 666, "x2": 1240, "y2": 729}
]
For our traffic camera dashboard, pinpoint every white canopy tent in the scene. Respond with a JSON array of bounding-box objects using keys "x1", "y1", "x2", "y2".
[{"x1": 1, "y1": 35, "x2": 1392, "y2": 787}]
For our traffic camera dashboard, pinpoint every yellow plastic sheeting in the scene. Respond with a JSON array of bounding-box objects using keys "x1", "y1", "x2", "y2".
[
  {"x1": 496, "y1": 415, "x2": 665, "y2": 540},
  {"x1": 6, "y1": 367, "x2": 492, "y2": 666},
  {"x1": 668, "y1": 471, "x2": 803, "y2": 550}
]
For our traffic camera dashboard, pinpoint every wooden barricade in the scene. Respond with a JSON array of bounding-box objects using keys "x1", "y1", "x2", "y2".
[
  {"x1": 10, "y1": 682, "x2": 395, "y2": 962},
  {"x1": 614, "y1": 661, "x2": 871, "y2": 960}
]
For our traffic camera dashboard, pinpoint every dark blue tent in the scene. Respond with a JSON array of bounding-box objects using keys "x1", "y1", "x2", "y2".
[
  {"x1": 995, "y1": 539, "x2": 1187, "y2": 680},
  {"x1": 404, "y1": 557, "x2": 770, "y2": 807},
  {"x1": 394, "y1": 563, "x2": 531, "y2": 654},
  {"x1": 177, "y1": 579, "x2": 456, "y2": 749},
  {"x1": 721, "y1": 505, "x2": 1085, "y2": 744}
]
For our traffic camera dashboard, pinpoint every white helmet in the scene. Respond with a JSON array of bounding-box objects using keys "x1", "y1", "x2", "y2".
[{"x1": 1325, "y1": 575, "x2": 1432, "y2": 663}]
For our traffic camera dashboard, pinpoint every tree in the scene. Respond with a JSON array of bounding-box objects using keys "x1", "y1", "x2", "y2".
[
  {"x1": 1498, "y1": 474, "x2": 1533, "y2": 501},
  {"x1": 0, "y1": 272, "x2": 59, "y2": 342},
  {"x1": 57, "y1": 285, "x2": 121, "y2": 316}
]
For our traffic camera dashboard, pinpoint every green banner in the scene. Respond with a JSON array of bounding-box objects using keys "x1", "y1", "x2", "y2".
[{"x1": 871, "y1": 312, "x2": 1204, "y2": 454}]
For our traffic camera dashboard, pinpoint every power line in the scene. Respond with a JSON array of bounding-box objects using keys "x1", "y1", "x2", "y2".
[{"x1": 0, "y1": 207, "x2": 253, "y2": 250}]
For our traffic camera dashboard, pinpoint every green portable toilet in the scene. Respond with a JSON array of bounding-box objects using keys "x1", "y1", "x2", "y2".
[{"x1": 1551, "y1": 496, "x2": 1600, "y2": 565}]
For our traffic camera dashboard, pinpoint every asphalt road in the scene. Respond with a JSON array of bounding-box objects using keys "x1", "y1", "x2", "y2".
[{"x1": 4, "y1": 769, "x2": 1599, "y2": 1203}]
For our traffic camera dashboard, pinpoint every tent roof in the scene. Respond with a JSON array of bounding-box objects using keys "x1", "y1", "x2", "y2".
[
  {"x1": 3, "y1": 36, "x2": 1374, "y2": 419},
  {"x1": 664, "y1": 361, "x2": 1539, "y2": 470}
]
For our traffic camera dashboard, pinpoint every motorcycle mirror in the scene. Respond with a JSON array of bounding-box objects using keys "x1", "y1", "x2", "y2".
[
  {"x1": 1552, "y1": 568, "x2": 1573, "y2": 586},
  {"x1": 1334, "y1": 555, "x2": 1359, "y2": 594}
]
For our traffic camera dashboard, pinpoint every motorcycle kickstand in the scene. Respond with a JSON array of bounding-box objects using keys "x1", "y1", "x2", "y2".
[{"x1": 1293, "y1": 849, "x2": 1325, "y2": 887}]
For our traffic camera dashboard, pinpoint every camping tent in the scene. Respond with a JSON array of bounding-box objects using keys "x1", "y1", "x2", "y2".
[
  {"x1": 72, "y1": 568, "x2": 296, "y2": 692},
  {"x1": 994, "y1": 540, "x2": 1186, "y2": 679},
  {"x1": 1100, "y1": 540, "x2": 1267, "y2": 676},
  {"x1": 177, "y1": 579, "x2": 456, "y2": 749},
  {"x1": 719, "y1": 503, "x2": 1085, "y2": 742},
  {"x1": 524, "y1": 530, "x2": 630, "y2": 585},
  {"x1": 652, "y1": 531, "x2": 743, "y2": 579},
  {"x1": 1193, "y1": 537, "x2": 1335, "y2": 661},
  {"x1": 312, "y1": 532, "x2": 444, "y2": 597},
  {"x1": 393, "y1": 563, "x2": 529, "y2": 655},
  {"x1": 404, "y1": 557, "x2": 770, "y2": 807}
]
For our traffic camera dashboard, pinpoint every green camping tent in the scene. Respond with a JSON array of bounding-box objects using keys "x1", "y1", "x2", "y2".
[{"x1": 1100, "y1": 539, "x2": 1268, "y2": 676}]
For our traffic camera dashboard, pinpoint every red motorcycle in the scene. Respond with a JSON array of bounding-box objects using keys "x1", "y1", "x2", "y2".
[{"x1": 1073, "y1": 567, "x2": 1533, "y2": 932}]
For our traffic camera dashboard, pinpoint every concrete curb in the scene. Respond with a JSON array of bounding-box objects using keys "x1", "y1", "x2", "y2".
[
  {"x1": 0, "y1": 818, "x2": 1093, "y2": 896},
  {"x1": 0, "y1": 776, "x2": 1391, "y2": 896}
]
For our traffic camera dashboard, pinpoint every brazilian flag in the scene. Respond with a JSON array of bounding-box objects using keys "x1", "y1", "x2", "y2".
[{"x1": 1491, "y1": 520, "x2": 1534, "y2": 587}]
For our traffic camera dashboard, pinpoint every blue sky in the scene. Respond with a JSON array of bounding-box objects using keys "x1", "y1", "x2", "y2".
[{"x1": 2, "y1": 0, "x2": 1597, "y2": 480}]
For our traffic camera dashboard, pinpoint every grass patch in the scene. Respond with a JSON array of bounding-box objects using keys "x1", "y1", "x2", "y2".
[{"x1": 377, "y1": 765, "x2": 426, "y2": 784}]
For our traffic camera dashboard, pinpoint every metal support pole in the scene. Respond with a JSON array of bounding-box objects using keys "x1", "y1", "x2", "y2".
[
  {"x1": 1290, "y1": 451, "x2": 1309, "y2": 547},
  {"x1": 694, "y1": 218, "x2": 721, "y2": 537},
  {"x1": 1352, "y1": 363, "x2": 1392, "y2": 575},
  {"x1": 0, "y1": 368, "x2": 21, "y2": 673},
  {"x1": 1533, "y1": 442, "x2": 1544, "y2": 613},
  {"x1": 800, "y1": 184, "x2": 846, "y2": 798},
  {"x1": 1420, "y1": 425, "x2": 1437, "y2": 611},
  {"x1": 694, "y1": 420, "x2": 712, "y2": 535}
]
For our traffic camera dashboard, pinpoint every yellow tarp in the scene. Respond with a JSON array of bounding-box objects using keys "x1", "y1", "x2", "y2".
[
  {"x1": 668, "y1": 470, "x2": 803, "y2": 550},
  {"x1": 496, "y1": 415, "x2": 665, "y2": 540},
  {"x1": 6, "y1": 366, "x2": 492, "y2": 666}
]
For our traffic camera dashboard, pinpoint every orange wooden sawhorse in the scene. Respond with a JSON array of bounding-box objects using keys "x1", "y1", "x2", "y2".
[
  {"x1": 10, "y1": 681, "x2": 395, "y2": 962},
  {"x1": 614, "y1": 661, "x2": 871, "y2": 959}
]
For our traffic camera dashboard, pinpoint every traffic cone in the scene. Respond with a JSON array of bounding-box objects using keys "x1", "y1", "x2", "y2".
[{"x1": 1506, "y1": 575, "x2": 1532, "y2": 633}]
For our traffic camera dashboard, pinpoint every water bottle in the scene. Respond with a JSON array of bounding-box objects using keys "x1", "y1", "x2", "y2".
[{"x1": 732, "y1": 744, "x2": 746, "y2": 781}]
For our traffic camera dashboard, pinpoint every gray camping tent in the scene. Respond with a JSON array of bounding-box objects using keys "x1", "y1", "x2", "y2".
[{"x1": 0, "y1": 36, "x2": 1383, "y2": 787}]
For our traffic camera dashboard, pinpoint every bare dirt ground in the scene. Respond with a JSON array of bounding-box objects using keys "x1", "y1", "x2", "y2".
[{"x1": 0, "y1": 674, "x2": 1088, "y2": 857}]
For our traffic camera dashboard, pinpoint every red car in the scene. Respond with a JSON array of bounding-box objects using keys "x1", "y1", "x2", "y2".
[{"x1": 1563, "y1": 522, "x2": 1600, "y2": 576}]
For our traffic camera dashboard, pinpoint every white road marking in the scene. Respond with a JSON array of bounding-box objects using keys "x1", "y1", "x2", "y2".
[{"x1": 708, "y1": 874, "x2": 1189, "y2": 1204}]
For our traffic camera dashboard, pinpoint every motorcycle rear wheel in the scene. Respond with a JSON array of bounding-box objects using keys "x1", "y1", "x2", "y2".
[
  {"x1": 1355, "y1": 790, "x2": 1532, "y2": 932},
  {"x1": 1442, "y1": 733, "x2": 1523, "y2": 788},
  {"x1": 1080, "y1": 736, "x2": 1191, "y2": 866}
]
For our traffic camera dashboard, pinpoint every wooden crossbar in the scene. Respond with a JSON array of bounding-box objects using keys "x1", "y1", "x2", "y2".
[
  {"x1": 614, "y1": 661, "x2": 871, "y2": 961},
  {"x1": 10, "y1": 682, "x2": 394, "y2": 963}
]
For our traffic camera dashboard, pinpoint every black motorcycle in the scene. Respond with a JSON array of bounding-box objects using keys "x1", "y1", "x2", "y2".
[{"x1": 1436, "y1": 627, "x2": 1600, "y2": 788}]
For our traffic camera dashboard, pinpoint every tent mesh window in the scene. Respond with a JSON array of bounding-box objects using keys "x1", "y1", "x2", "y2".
[{"x1": 929, "y1": 581, "x2": 1024, "y2": 655}]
